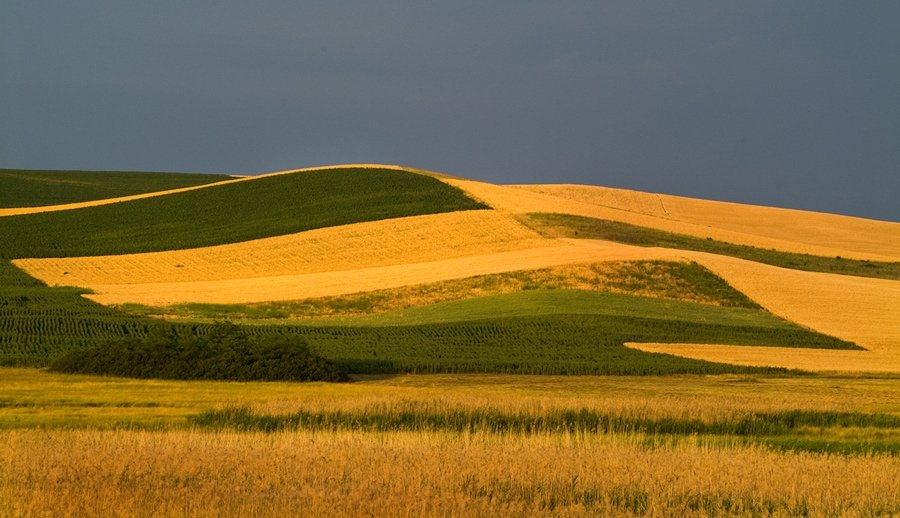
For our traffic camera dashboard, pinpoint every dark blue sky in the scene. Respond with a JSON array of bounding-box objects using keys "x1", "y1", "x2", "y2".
[{"x1": 2, "y1": 2, "x2": 898, "y2": 221}]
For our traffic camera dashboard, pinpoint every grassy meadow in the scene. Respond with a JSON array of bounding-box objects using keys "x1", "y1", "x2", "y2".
[{"x1": 1, "y1": 368, "x2": 899, "y2": 516}]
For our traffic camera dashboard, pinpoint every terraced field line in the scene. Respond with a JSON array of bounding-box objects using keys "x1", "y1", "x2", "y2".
[
  {"x1": 14, "y1": 211, "x2": 553, "y2": 285},
  {"x1": 79, "y1": 240, "x2": 687, "y2": 306},
  {"x1": 443, "y1": 179, "x2": 900, "y2": 261},
  {"x1": 626, "y1": 343, "x2": 900, "y2": 373},
  {"x1": 0, "y1": 164, "x2": 421, "y2": 217}
]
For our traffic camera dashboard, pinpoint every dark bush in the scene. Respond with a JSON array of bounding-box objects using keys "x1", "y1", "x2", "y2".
[{"x1": 50, "y1": 323, "x2": 349, "y2": 382}]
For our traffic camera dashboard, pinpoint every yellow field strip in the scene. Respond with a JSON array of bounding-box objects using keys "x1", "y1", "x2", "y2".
[
  {"x1": 444, "y1": 179, "x2": 900, "y2": 261},
  {"x1": 626, "y1": 343, "x2": 900, "y2": 373},
  {"x1": 0, "y1": 164, "x2": 419, "y2": 217},
  {"x1": 515, "y1": 184, "x2": 900, "y2": 260},
  {"x1": 684, "y1": 252, "x2": 900, "y2": 353},
  {"x1": 79, "y1": 240, "x2": 687, "y2": 306},
  {"x1": 14, "y1": 210, "x2": 551, "y2": 285}
]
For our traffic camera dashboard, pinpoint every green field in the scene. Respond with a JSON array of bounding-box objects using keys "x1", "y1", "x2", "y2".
[
  {"x1": 521, "y1": 213, "x2": 900, "y2": 280},
  {"x1": 0, "y1": 169, "x2": 231, "y2": 208},
  {"x1": 0, "y1": 167, "x2": 488, "y2": 259},
  {"x1": 0, "y1": 261, "x2": 155, "y2": 366}
]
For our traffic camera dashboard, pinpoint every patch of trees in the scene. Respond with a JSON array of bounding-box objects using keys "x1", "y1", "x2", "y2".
[{"x1": 50, "y1": 323, "x2": 349, "y2": 382}]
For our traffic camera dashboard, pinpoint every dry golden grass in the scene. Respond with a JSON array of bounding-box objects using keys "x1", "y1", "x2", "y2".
[
  {"x1": 15, "y1": 210, "x2": 551, "y2": 285},
  {"x1": 62, "y1": 240, "x2": 682, "y2": 306},
  {"x1": 3, "y1": 369, "x2": 899, "y2": 515},
  {"x1": 2, "y1": 429, "x2": 898, "y2": 517},
  {"x1": 0, "y1": 164, "x2": 428, "y2": 217},
  {"x1": 445, "y1": 179, "x2": 900, "y2": 261}
]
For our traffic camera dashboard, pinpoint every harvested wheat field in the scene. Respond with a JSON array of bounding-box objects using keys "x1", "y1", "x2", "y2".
[
  {"x1": 72, "y1": 240, "x2": 686, "y2": 306},
  {"x1": 443, "y1": 179, "x2": 900, "y2": 261},
  {"x1": 14, "y1": 210, "x2": 552, "y2": 285},
  {"x1": 685, "y1": 252, "x2": 900, "y2": 352},
  {"x1": 515, "y1": 184, "x2": 900, "y2": 260}
]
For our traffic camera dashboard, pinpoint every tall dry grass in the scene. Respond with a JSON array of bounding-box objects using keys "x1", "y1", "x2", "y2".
[{"x1": 2, "y1": 429, "x2": 898, "y2": 517}]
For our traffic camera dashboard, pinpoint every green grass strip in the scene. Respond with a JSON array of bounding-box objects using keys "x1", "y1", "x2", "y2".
[
  {"x1": 0, "y1": 169, "x2": 231, "y2": 208},
  {"x1": 191, "y1": 407, "x2": 900, "y2": 454},
  {"x1": 520, "y1": 213, "x2": 900, "y2": 280},
  {"x1": 0, "y1": 167, "x2": 488, "y2": 258}
]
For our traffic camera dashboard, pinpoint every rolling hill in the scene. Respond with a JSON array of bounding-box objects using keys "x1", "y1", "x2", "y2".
[{"x1": 2, "y1": 164, "x2": 898, "y2": 373}]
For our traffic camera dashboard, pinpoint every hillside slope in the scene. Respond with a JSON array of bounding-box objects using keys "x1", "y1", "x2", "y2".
[
  {"x1": 0, "y1": 167, "x2": 486, "y2": 258},
  {"x1": 4, "y1": 164, "x2": 898, "y2": 373},
  {"x1": 444, "y1": 179, "x2": 900, "y2": 261}
]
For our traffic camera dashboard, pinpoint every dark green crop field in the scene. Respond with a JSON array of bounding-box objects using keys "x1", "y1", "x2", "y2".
[
  {"x1": 0, "y1": 169, "x2": 231, "y2": 208},
  {"x1": 521, "y1": 213, "x2": 900, "y2": 280},
  {"x1": 0, "y1": 261, "x2": 155, "y2": 367},
  {"x1": 0, "y1": 167, "x2": 488, "y2": 259}
]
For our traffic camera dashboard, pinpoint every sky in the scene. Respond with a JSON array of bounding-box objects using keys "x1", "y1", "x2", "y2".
[{"x1": 2, "y1": 2, "x2": 898, "y2": 221}]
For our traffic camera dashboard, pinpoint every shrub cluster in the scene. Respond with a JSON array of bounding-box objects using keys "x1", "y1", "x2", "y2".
[{"x1": 50, "y1": 323, "x2": 348, "y2": 382}]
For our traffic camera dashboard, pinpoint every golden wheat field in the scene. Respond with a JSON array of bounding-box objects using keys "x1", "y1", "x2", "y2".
[
  {"x1": 51, "y1": 239, "x2": 687, "y2": 306},
  {"x1": 444, "y1": 178, "x2": 900, "y2": 261},
  {"x1": 4, "y1": 428, "x2": 899, "y2": 518},
  {"x1": 513, "y1": 184, "x2": 900, "y2": 261},
  {"x1": 14, "y1": 210, "x2": 552, "y2": 285},
  {"x1": 2, "y1": 369, "x2": 900, "y2": 517}
]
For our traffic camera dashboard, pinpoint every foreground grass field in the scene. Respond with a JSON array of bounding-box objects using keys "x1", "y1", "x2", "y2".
[
  {"x1": 0, "y1": 168, "x2": 230, "y2": 208},
  {"x1": 2, "y1": 368, "x2": 898, "y2": 516}
]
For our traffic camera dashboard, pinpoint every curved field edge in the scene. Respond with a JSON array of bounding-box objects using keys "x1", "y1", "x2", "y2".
[
  {"x1": 0, "y1": 167, "x2": 488, "y2": 258},
  {"x1": 512, "y1": 183, "x2": 900, "y2": 260},
  {"x1": 519, "y1": 213, "x2": 900, "y2": 280},
  {"x1": 117, "y1": 260, "x2": 762, "y2": 323},
  {"x1": 0, "y1": 169, "x2": 231, "y2": 210},
  {"x1": 442, "y1": 178, "x2": 900, "y2": 261},
  {"x1": 14, "y1": 211, "x2": 551, "y2": 285}
]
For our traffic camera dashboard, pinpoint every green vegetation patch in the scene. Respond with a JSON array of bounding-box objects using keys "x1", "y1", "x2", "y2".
[
  {"x1": 0, "y1": 169, "x2": 231, "y2": 208},
  {"x1": 193, "y1": 407, "x2": 900, "y2": 455},
  {"x1": 0, "y1": 167, "x2": 488, "y2": 258},
  {"x1": 520, "y1": 213, "x2": 900, "y2": 280},
  {"x1": 51, "y1": 323, "x2": 348, "y2": 382}
]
